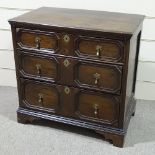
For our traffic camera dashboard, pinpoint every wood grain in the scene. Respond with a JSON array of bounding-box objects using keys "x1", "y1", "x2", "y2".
[
  {"x1": 9, "y1": 7, "x2": 144, "y2": 34},
  {"x1": 9, "y1": 7, "x2": 144, "y2": 147}
]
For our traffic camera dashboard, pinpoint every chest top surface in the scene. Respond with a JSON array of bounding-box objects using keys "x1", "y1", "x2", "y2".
[{"x1": 9, "y1": 7, "x2": 144, "y2": 34}]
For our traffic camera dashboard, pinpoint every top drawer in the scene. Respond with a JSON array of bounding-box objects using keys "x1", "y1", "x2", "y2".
[
  {"x1": 17, "y1": 29, "x2": 59, "y2": 52},
  {"x1": 16, "y1": 28, "x2": 124, "y2": 63}
]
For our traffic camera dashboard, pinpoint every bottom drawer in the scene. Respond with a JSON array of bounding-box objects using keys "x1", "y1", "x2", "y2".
[
  {"x1": 20, "y1": 78, "x2": 120, "y2": 127},
  {"x1": 21, "y1": 79, "x2": 60, "y2": 113}
]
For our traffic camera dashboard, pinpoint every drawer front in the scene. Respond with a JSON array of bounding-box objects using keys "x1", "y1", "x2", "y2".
[
  {"x1": 19, "y1": 52, "x2": 59, "y2": 81},
  {"x1": 21, "y1": 79, "x2": 60, "y2": 113},
  {"x1": 18, "y1": 54, "x2": 122, "y2": 94},
  {"x1": 75, "y1": 36, "x2": 123, "y2": 62},
  {"x1": 20, "y1": 79, "x2": 119, "y2": 126},
  {"x1": 17, "y1": 29, "x2": 59, "y2": 51},
  {"x1": 76, "y1": 91, "x2": 119, "y2": 126},
  {"x1": 17, "y1": 29, "x2": 124, "y2": 64},
  {"x1": 74, "y1": 61, "x2": 122, "y2": 94}
]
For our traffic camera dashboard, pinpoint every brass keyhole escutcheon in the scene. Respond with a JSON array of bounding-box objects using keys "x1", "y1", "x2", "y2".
[
  {"x1": 63, "y1": 59, "x2": 70, "y2": 67},
  {"x1": 63, "y1": 34, "x2": 70, "y2": 43},
  {"x1": 64, "y1": 86, "x2": 70, "y2": 94}
]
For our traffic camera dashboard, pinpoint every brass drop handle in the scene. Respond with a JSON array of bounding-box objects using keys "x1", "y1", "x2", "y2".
[
  {"x1": 93, "y1": 73, "x2": 101, "y2": 85},
  {"x1": 96, "y1": 45, "x2": 102, "y2": 57},
  {"x1": 94, "y1": 104, "x2": 99, "y2": 116},
  {"x1": 35, "y1": 64, "x2": 41, "y2": 76},
  {"x1": 38, "y1": 93, "x2": 44, "y2": 105},
  {"x1": 35, "y1": 37, "x2": 41, "y2": 49}
]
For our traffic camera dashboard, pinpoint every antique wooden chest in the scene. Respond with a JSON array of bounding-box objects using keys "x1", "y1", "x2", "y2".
[{"x1": 9, "y1": 7, "x2": 144, "y2": 147}]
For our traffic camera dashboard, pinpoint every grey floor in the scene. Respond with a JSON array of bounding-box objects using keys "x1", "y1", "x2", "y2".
[{"x1": 0, "y1": 86, "x2": 155, "y2": 155}]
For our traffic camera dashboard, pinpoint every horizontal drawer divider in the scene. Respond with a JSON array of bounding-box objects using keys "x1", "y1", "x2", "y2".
[
  {"x1": 17, "y1": 48, "x2": 125, "y2": 66},
  {"x1": 19, "y1": 76, "x2": 122, "y2": 96}
]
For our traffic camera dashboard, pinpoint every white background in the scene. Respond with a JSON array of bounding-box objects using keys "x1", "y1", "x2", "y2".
[{"x1": 0, "y1": 0, "x2": 155, "y2": 100}]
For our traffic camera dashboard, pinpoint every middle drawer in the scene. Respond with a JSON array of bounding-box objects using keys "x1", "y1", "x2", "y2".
[{"x1": 18, "y1": 51, "x2": 122, "y2": 94}]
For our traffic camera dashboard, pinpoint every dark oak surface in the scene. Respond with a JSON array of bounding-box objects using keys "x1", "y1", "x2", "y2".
[
  {"x1": 20, "y1": 78, "x2": 120, "y2": 127},
  {"x1": 77, "y1": 37, "x2": 123, "y2": 61},
  {"x1": 9, "y1": 7, "x2": 144, "y2": 147},
  {"x1": 17, "y1": 28, "x2": 125, "y2": 63},
  {"x1": 18, "y1": 51, "x2": 122, "y2": 94},
  {"x1": 77, "y1": 92, "x2": 119, "y2": 126},
  {"x1": 77, "y1": 62, "x2": 122, "y2": 93},
  {"x1": 17, "y1": 29, "x2": 58, "y2": 51},
  {"x1": 9, "y1": 7, "x2": 144, "y2": 34},
  {"x1": 24, "y1": 80, "x2": 59, "y2": 112},
  {"x1": 21, "y1": 54, "x2": 57, "y2": 80}
]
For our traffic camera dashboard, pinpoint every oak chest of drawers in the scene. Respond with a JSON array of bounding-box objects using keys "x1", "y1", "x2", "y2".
[{"x1": 9, "y1": 7, "x2": 144, "y2": 147}]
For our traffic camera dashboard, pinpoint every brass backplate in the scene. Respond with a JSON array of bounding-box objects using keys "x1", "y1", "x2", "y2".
[
  {"x1": 63, "y1": 59, "x2": 70, "y2": 67},
  {"x1": 64, "y1": 86, "x2": 70, "y2": 94},
  {"x1": 63, "y1": 34, "x2": 70, "y2": 43}
]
